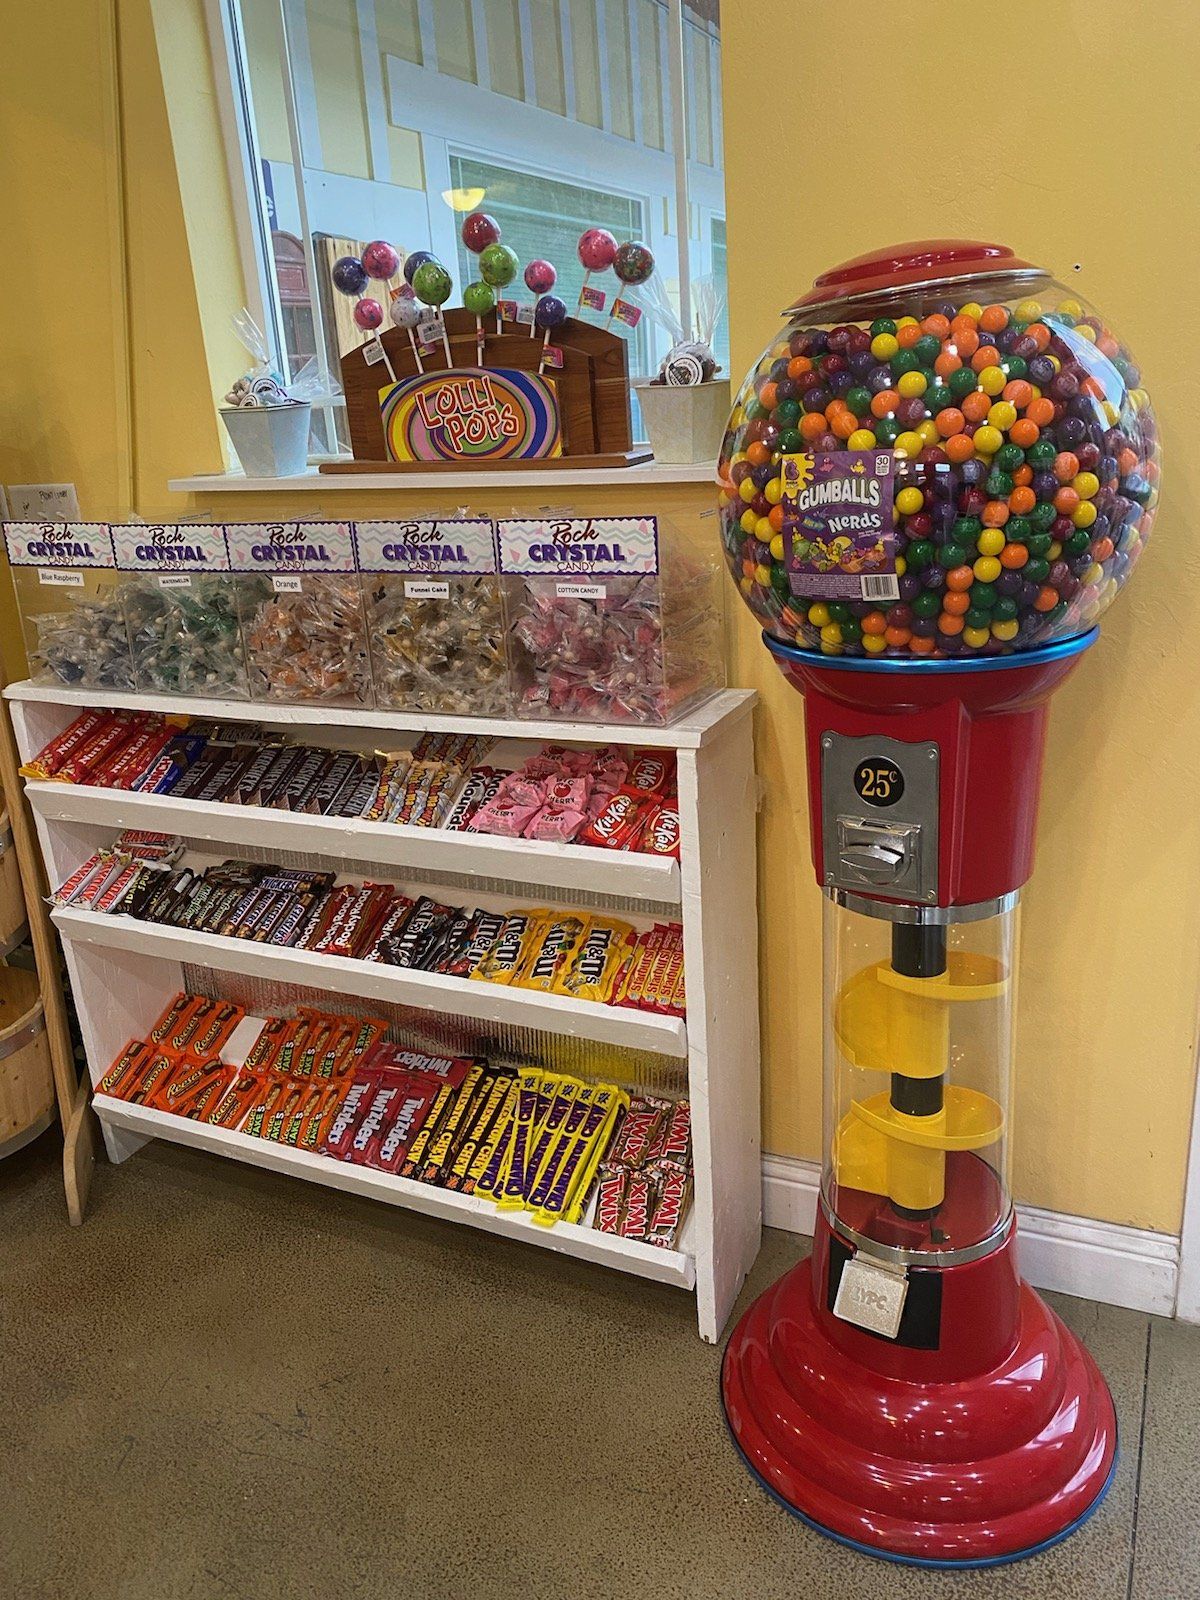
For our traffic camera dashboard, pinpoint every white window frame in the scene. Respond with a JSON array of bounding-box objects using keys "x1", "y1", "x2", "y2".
[{"x1": 203, "y1": 0, "x2": 724, "y2": 458}]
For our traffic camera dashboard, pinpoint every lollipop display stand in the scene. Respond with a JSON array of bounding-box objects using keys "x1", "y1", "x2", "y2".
[
  {"x1": 717, "y1": 241, "x2": 1158, "y2": 1566},
  {"x1": 325, "y1": 310, "x2": 649, "y2": 473}
]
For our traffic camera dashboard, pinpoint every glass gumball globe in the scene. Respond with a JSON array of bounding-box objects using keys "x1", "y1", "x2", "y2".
[{"x1": 716, "y1": 241, "x2": 1158, "y2": 660}]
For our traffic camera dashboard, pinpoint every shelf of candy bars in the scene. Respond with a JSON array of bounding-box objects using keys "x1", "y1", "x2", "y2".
[
  {"x1": 53, "y1": 839, "x2": 687, "y2": 1019},
  {"x1": 6, "y1": 516, "x2": 725, "y2": 726},
  {"x1": 22, "y1": 712, "x2": 682, "y2": 857},
  {"x1": 95, "y1": 992, "x2": 693, "y2": 1247}
]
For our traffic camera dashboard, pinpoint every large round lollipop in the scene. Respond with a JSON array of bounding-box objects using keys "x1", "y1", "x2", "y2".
[
  {"x1": 411, "y1": 259, "x2": 454, "y2": 364},
  {"x1": 461, "y1": 212, "x2": 501, "y2": 254},
  {"x1": 480, "y1": 243, "x2": 519, "y2": 333},
  {"x1": 362, "y1": 240, "x2": 400, "y2": 282},
  {"x1": 332, "y1": 255, "x2": 369, "y2": 296},
  {"x1": 524, "y1": 259, "x2": 557, "y2": 339},
  {"x1": 534, "y1": 293, "x2": 567, "y2": 375},
  {"x1": 390, "y1": 291, "x2": 425, "y2": 372},
  {"x1": 403, "y1": 249, "x2": 436, "y2": 285},
  {"x1": 577, "y1": 228, "x2": 617, "y2": 314},
  {"x1": 464, "y1": 280, "x2": 497, "y2": 365},
  {"x1": 613, "y1": 240, "x2": 655, "y2": 287}
]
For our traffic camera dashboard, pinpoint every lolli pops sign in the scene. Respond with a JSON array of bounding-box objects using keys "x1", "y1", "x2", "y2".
[{"x1": 379, "y1": 368, "x2": 562, "y2": 462}]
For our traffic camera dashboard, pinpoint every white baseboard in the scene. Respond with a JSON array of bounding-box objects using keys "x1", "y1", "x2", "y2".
[{"x1": 762, "y1": 1154, "x2": 1179, "y2": 1319}]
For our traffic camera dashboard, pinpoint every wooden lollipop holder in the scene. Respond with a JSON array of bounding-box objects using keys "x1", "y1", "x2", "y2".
[{"x1": 322, "y1": 308, "x2": 651, "y2": 473}]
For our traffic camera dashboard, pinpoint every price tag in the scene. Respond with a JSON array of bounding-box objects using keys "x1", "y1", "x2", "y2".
[
  {"x1": 363, "y1": 340, "x2": 386, "y2": 367},
  {"x1": 272, "y1": 574, "x2": 304, "y2": 593},
  {"x1": 542, "y1": 345, "x2": 564, "y2": 370},
  {"x1": 38, "y1": 569, "x2": 84, "y2": 587},
  {"x1": 555, "y1": 580, "x2": 606, "y2": 600},
  {"x1": 157, "y1": 573, "x2": 193, "y2": 590},
  {"x1": 417, "y1": 313, "x2": 443, "y2": 349},
  {"x1": 833, "y1": 1255, "x2": 908, "y2": 1339},
  {"x1": 403, "y1": 579, "x2": 450, "y2": 599}
]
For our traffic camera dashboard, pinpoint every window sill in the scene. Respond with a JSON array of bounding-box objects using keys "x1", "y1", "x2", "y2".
[{"x1": 168, "y1": 462, "x2": 718, "y2": 493}]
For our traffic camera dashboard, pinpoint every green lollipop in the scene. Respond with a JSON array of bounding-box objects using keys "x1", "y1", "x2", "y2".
[
  {"x1": 462, "y1": 280, "x2": 497, "y2": 316},
  {"x1": 411, "y1": 259, "x2": 453, "y2": 306},
  {"x1": 463, "y1": 279, "x2": 497, "y2": 366},
  {"x1": 479, "y1": 243, "x2": 519, "y2": 288}
]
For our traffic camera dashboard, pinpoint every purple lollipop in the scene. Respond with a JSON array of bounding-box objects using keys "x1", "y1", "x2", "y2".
[
  {"x1": 332, "y1": 255, "x2": 369, "y2": 296},
  {"x1": 535, "y1": 294, "x2": 568, "y2": 376},
  {"x1": 534, "y1": 294, "x2": 567, "y2": 330},
  {"x1": 403, "y1": 249, "x2": 436, "y2": 285}
]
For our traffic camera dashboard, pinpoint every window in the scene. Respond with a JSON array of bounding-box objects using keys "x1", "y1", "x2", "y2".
[{"x1": 210, "y1": 0, "x2": 726, "y2": 456}]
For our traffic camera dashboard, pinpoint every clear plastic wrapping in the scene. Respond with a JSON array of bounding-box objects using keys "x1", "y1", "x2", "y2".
[
  {"x1": 4, "y1": 522, "x2": 133, "y2": 690},
  {"x1": 226, "y1": 521, "x2": 372, "y2": 708},
  {"x1": 498, "y1": 514, "x2": 724, "y2": 724},
  {"x1": 355, "y1": 518, "x2": 507, "y2": 714},
  {"x1": 111, "y1": 523, "x2": 250, "y2": 700}
]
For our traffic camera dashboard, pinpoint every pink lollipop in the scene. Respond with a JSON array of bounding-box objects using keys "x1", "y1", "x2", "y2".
[
  {"x1": 362, "y1": 240, "x2": 400, "y2": 281},
  {"x1": 353, "y1": 298, "x2": 383, "y2": 330},
  {"x1": 578, "y1": 229, "x2": 617, "y2": 271},
  {"x1": 524, "y1": 259, "x2": 557, "y2": 336},
  {"x1": 576, "y1": 228, "x2": 617, "y2": 316}
]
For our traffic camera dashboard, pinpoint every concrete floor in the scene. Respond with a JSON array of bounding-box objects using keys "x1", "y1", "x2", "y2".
[{"x1": 2, "y1": 1133, "x2": 1197, "y2": 1600}]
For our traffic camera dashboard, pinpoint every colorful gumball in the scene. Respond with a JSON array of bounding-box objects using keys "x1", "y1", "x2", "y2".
[
  {"x1": 332, "y1": 256, "x2": 369, "y2": 296},
  {"x1": 577, "y1": 228, "x2": 618, "y2": 271},
  {"x1": 403, "y1": 249, "x2": 436, "y2": 285},
  {"x1": 352, "y1": 298, "x2": 383, "y2": 331},
  {"x1": 524, "y1": 259, "x2": 557, "y2": 295},
  {"x1": 479, "y1": 242, "x2": 519, "y2": 288},
  {"x1": 361, "y1": 240, "x2": 400, "y2": 280},
  {"x1": 613, "y1": 241, "x2": 655, "y2": 286},
  {"x1": 715, "y1": 241, "x2": 1159, "y2": 660},
  {"x1": 461, "y1": 212, "x2": 501, "y2": 253}
]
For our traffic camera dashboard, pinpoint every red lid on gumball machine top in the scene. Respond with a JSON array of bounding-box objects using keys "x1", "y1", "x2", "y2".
[{"x1": 783, "y1": 239, "x2": 1045, "y2": 319}]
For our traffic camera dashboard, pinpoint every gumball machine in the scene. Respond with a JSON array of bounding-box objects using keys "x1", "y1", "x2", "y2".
[{"x1": 717, "y1": 242, "x2": 1158, "y2": 1567}]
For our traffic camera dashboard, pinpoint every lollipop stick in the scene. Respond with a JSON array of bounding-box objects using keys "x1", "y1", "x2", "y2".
[
  {"x1": 529, "y1": 298, "x2": 538, "y2": 338},
  {"x1": 476, "y1": 315, "x2": 485, "y2": 367},
  {"x1": 407, "y1": 329, "x2": 425, "y2": 375},
  {"x1": 577, "y1": 270, "x2": 591, "y2": 311},
  {"x1": 496, "y1": 305, "x2": 503, "y2": 336},
  {"x1": 376, "y1": 335, "x2": 397, "y2": 383},
  {"x1": 537, "y1": 327, "x2": 551, "y2": 377},
  {"x1": 441, "y1": 319, "x2": 453, "y2": 367}
]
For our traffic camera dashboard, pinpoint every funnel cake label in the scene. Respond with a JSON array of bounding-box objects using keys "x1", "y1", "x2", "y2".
[{"x1": 781, "y1": 451, "x2": 898, "y2": 600}]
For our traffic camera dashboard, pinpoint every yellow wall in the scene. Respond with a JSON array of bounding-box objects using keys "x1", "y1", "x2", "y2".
[
  {"x1": 0, "y1": 0, "x2": 1196, "y2": 1233},
  {"x1": 723, "y1": 0, "x2": 1200, "y2": 1232}
]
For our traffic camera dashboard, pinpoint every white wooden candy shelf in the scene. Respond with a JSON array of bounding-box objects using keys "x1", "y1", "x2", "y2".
[{"x1": 6, "y1": 681, "x2": 761, "y2": 1342}]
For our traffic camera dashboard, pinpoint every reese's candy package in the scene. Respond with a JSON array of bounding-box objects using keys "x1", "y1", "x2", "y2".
[
  {"x1": 471, "y1": 910, "x2": 544, "y2": 985},
  {"x1": 553, "y1": 918, "x2": 634, "y2": 1003},
  {"x1": 97, "y1": 1039, "x2": 153, "y2": 1097},
  {"x1": 206, "y1": 1070, "x2": 265, "y2": 1130}
]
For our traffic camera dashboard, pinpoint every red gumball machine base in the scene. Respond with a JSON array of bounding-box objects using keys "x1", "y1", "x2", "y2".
[{"x1": 721, "y1": 1207, "x2": 1117, "y2": 1569}]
